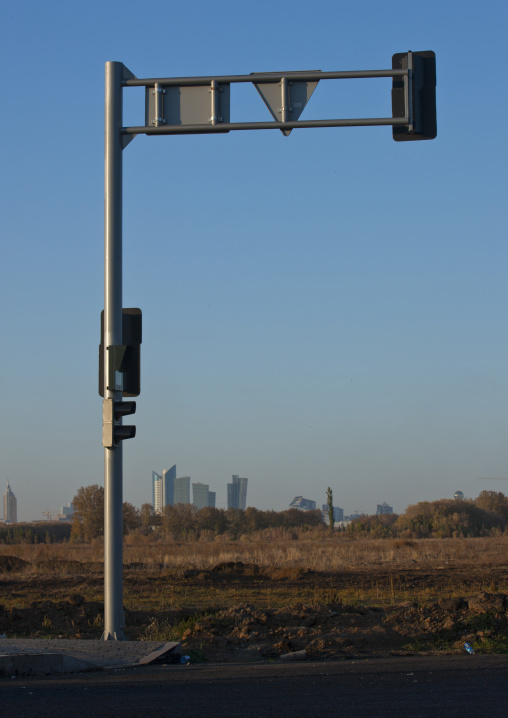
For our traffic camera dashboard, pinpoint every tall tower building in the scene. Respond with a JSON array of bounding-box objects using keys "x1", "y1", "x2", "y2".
[
  {"x1": 174, "y1": 476, "x2": 190, "y2": 505},
  {"x1": 162, "y1": 465, "x2": 176, "y2": 507},
  {"x1": 227, "y1": 475, "x2": 248, "y2": 510},
  {"x1": 152, "y1": 471, "x2": 162, "y2": 513},
  {"x1": 3, "y1": 482, "x2": 17, "y2": 523},
  {"x1": 152, "y1": 465, "x2": 176, "y2": 514}
]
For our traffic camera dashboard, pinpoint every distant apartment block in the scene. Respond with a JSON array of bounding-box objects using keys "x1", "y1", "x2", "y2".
[
  {"x1": 376, "y1": 502, "x2": 393, "y2": 515},
  {"x1": 289, "y1": 496, "x2": 316, "y2": 511},
  {"x1": 192, "y1": 482, "x2": 208, "y2": 510},
  {"x1": 192, "y1": 482, "x2": 216, "y2": 510},
  {"x1": 174, "y1": 476, "x2": 191, "y2": 505},
  {"x1": 58, "y1": 504, "x2": 74, "y2": 522},
  {"x1": 3, "y1": 482, "x2": 17, "y2": 523},
  {"x1": 227, "y1": 475, "x2": 248, "y2": 510},
  {"x1": 345, "y1": 511, "x2": 367, "y2": 521},
  {"x1": 321, "y1": 504, "x2": 344, "y2": 522}
]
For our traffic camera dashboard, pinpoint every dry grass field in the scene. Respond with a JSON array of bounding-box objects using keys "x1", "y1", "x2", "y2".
[{"x1": 1, "y1": 534, "x2": 507, "y2": 661}]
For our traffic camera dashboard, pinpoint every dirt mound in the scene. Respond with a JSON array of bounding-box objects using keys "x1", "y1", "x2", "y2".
[
  {"x1": 170, "y1": 592, "x2": 508, "y2": 662},
  {"x1": 174, "y1": 601, "x2": 398, "y2": 662},
  {"x1": 0, "y1": 555, "x2": 30, "y2": 573},
  {"x1": 467, "y1": 592, "x2": 506, "y2": 613}
]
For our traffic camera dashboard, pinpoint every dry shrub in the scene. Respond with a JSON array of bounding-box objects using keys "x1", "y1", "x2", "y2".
[{"x1": 393, "y1": 539, "x2": 416, "y2": 549}]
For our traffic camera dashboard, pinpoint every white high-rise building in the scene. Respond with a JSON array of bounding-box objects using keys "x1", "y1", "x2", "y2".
[
  {"x1": 152, "y1": 465, "x2": 176, "y2": 514},
  {"x1": 3, "y1": 482, "x2": 17, "y2": 523}
]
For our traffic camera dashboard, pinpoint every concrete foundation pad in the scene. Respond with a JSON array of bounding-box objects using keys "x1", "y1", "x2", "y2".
[{"x1": 0, "y1": 639, "x2": 182, "y2": 676}]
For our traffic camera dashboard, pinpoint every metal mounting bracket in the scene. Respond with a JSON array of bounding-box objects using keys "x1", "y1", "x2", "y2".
[{"x1": 152, "y1": 82, "x2": 166, "y2": 126}]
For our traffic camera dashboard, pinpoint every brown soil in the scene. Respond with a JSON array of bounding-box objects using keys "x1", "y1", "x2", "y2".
[
  {"x1": 175, "y1": 592, "x2": 508, "y2": 662},
  {"x1": 0, "y1": 556, "x2": 30, "y2": 572},
  {"x1": 1, "y1": 555, "x2": 508, "y2": 661}
]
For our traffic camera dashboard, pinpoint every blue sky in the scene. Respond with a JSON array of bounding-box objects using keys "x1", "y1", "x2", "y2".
[{"x1": 1, "y1": 0, "x2": 507, "y2": 521}]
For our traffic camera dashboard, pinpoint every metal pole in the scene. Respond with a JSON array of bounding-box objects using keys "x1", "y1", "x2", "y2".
[{"x1": 103, "y1": 61, "x2": 125, "y2": 641}]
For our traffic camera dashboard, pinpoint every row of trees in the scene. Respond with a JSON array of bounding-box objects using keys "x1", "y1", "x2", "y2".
[
  {"x1": 70, "y1": 487, "x2": 508, "y2": 541},
  {"x1": 2, "y1": 488, "x2": 506, "y2": 544},
  {"x1": 69, "y1": 484, "x2": 323, "y2": 542},
  {"x1": 0, "y1": 522, "x2": 72, "y2": 544},
  {"x1": 346, "y1": 491, "x2": 508, "y2": 539}
]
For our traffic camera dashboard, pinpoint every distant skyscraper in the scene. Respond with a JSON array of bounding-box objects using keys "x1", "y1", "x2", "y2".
[
  {"x1": 227, "y1": 483, "x2": 237, "y2": 509},
  {"x1": 3, "y1": 482, "x2": 17, "y2": 523},
  {"x1": 153, "y1": 465, "x2": 176, "y2": 514},
  {"x1": 174, "y1": 476, "x2": 190, "y2": 505},
  {"x1": 376, "y1": 502, "x2": 393, "y2": 515},
  {"x1": 152, "y1": 471, "x2": 162, "y2": 513},
  {"x1": 207, "y1": 491, "x2": 216, "y2": 508},
  {"x1": 227, "y1": 475, "x2": 248, "y2": 509},
  {"x1": 162, "y1": 465, "x2": 176, "y2": 507},
  {"x1": 192, "y1": 482, "x2": 213, "y2": 510}
]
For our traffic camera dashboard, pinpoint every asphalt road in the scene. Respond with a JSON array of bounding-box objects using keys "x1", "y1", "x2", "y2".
[{"x1": 1, "y1": 655, "x2": 507, "y2": 717}]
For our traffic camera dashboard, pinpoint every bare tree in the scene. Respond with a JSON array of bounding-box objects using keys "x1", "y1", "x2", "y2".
[
  {"x1": 123, "y1": 502, "x2": 141, "y2": 534},
  {"x1": 71, "y1": 484, "x2": 104, "y2": 541}
]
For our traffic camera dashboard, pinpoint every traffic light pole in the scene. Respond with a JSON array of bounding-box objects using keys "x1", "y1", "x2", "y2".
[
  {"x1": 101, "y1": 54, "x2": 436, "y2": 640},
  {"x1": 103, "y1": 61, "x2": 126, "y2": 640}
]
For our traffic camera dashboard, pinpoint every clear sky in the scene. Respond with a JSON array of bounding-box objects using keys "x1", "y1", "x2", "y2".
[{"x1": 1, "y1": 0, "x2": 507, "y2": 521}]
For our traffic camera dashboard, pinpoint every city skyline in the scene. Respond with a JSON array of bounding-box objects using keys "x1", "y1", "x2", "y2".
[
  {"x1": 152, "y1": 466, "x2": 244, "y2": 511},
  {"x1": 0, "y1": 471, "x2": 490, "y2": 524}
]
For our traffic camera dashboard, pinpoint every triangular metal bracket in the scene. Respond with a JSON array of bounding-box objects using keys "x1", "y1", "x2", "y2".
[
  {"x1": 121, "y1": 133, "x2": 136, "y2": 150},
  {"x1": 253, "y1": 73, "x2": 320, "y2": 136},
  {"x1": 122, "y1": 64, "x2": 137, "y2": 82}
]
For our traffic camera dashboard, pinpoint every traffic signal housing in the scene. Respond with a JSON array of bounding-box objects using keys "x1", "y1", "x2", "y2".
[
  {"x1": 392, "y1": 51, "x2": 436, "y2": 141},
  {"x1": 102, "y1": 398, "x2": 136, "y2": 448},
  {"x1": 99, "y1": 308, "x2": 142, "y2": 397}
]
